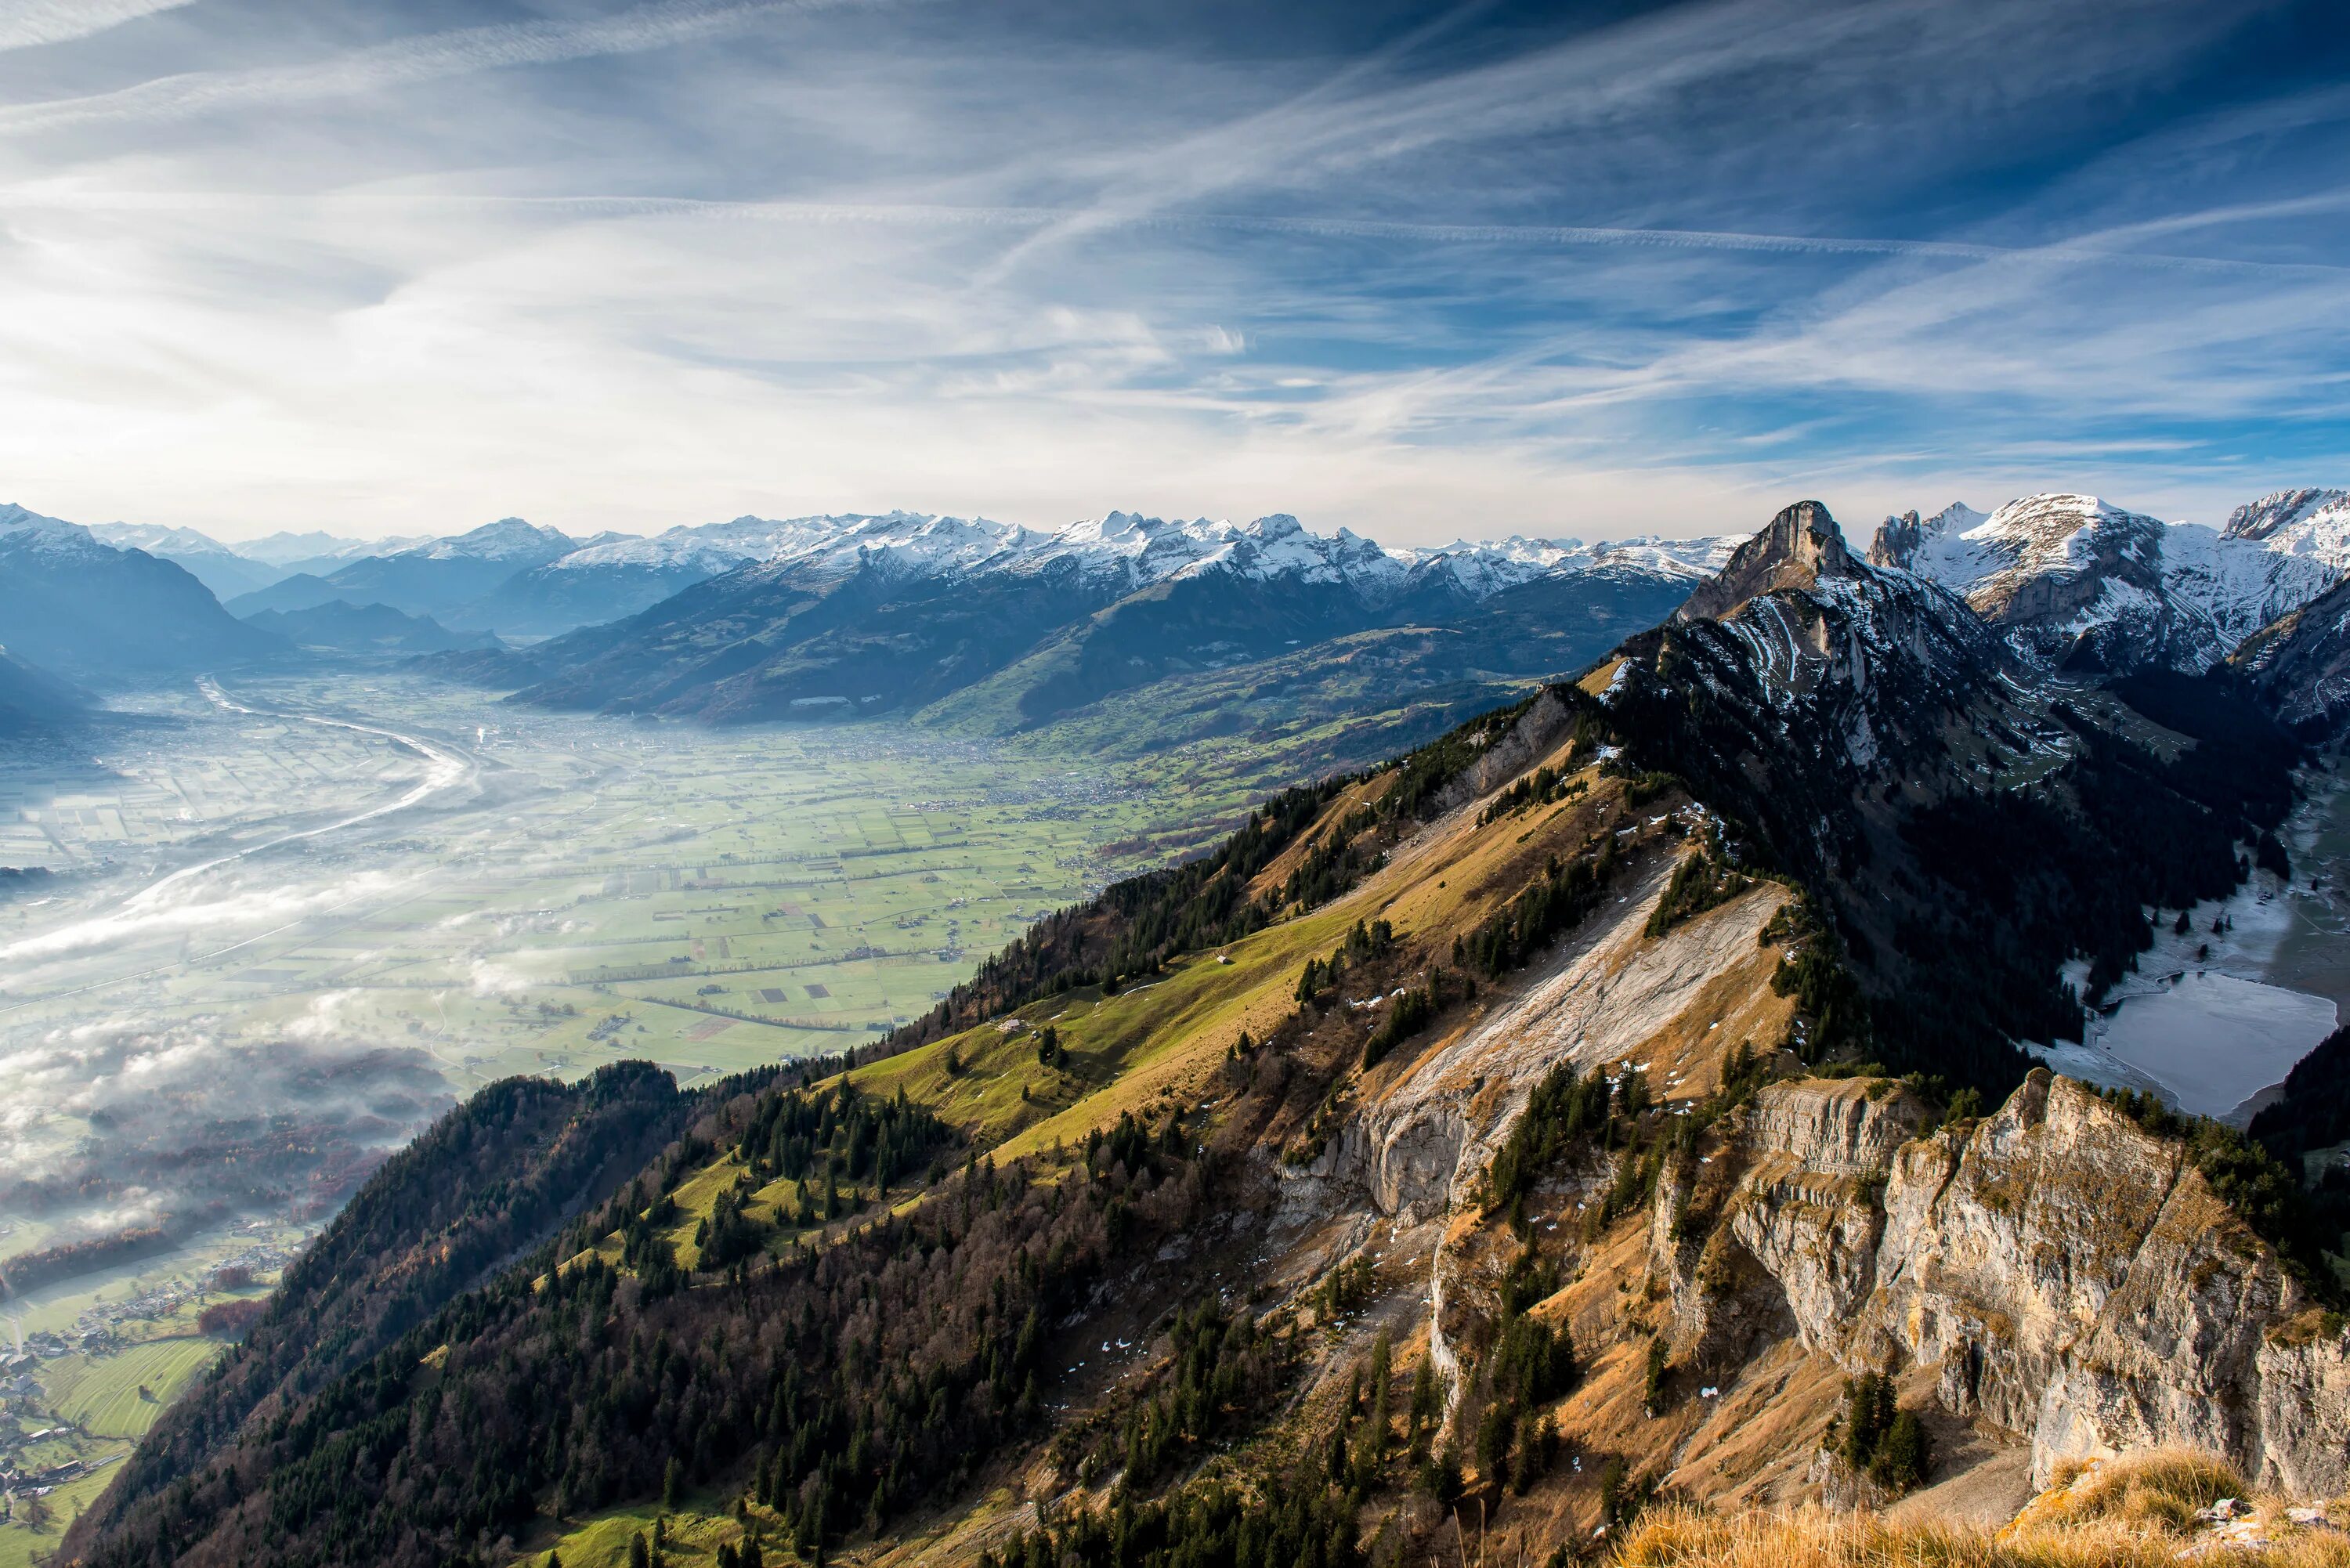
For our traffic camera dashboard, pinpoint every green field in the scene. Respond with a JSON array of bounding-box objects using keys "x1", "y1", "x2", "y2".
[
  {"x1": 42, "y1": 1335, "x2": 226, "y2": 1440},
  {"x1": 0, "y1": 674, "x2": 1199, "y2": 1093},
  {"x1": 0, "y1": 675, "x2": 1270, "y2": 1428},
  {"x1": 0, "y1": 1448, "x2": 128, "y2": 1568}
]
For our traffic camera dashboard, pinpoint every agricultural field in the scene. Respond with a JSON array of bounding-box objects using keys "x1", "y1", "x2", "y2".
[
  {"x1": 0, "y1": 674, "x2": 1280, "y2": 1382},
  {"x1": 0, "y1": 674, "x2": 1208, "y2": 1089},
  {"x1": 0, "y1": 1446, "x2": 128, "y2": 1568},
  {"x1": 40, "y1": 1335, "x2": 225, "y2": 1440}
]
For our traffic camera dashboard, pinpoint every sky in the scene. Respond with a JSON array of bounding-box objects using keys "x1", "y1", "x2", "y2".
[{"x1": 0, "y1": 0, "x2": 2346, "y2": 547}]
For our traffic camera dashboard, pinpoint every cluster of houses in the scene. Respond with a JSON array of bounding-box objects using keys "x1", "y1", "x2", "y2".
[
  {"x1": 1, "y1": 1447, "x2": 121, "y2": 1512},
  {"x1": 63, "y1": 1241, "x2": 296, "y2": 1349}
]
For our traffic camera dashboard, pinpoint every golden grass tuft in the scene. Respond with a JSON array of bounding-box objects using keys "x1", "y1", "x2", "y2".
[
  {"x1": 1614, "y1": 1446, "x2": 2350, "y2": 1568},
  {"x1": 2024, "y1": 1448, "x2": 2248, "y2": 1533}
]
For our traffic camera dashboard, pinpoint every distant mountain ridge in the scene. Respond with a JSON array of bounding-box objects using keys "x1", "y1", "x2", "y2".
[
  {"x1": 241, "y1": 601, "x2": 501, "y2": 656},
  {"x1": 232, "y1": 518, "x2": 595, "y2": 622},
  {"x1": 468, "y1": 509, "x2": 1743, "y2": 732},
  {"x1": 0, "y1": 503, "x2": 281, "y2": 682}
]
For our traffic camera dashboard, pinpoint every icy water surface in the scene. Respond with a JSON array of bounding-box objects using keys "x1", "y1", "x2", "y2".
[{"x1": 2091, "y1": 970, "x2": 2338, "y2": 1120}]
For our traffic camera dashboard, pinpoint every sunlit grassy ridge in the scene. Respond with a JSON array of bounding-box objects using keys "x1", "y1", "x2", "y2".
[{"x1": 1618, "y1": 1451, "x2": 2345, "y2": 1568}]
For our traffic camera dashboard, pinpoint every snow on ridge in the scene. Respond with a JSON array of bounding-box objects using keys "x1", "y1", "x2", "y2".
[
  {"x1": 542, "y1": 514, "x2": 878, "y2": 573},
  {"x1": 1872, "y1": 488, "x2": 2350, "y2": 670},
  {"x1": 699, "y1": 507, "x2": 1727, "y2": 602},
  {"x1": 88, "y1": 522, "x2": 240, "y2": 558},
  {"x1": 1585, "y1": 534, "x2": 1743, "y2": 578},
  {"x1": 400, "y1": 517, "x2": 579, "y2": 562},
  {"x1": 2223, "y1": 488, "x2": 2350, "y2": 544},
  {"x1": 0, "y1": 502, "x2": 118, "y2": 560}
]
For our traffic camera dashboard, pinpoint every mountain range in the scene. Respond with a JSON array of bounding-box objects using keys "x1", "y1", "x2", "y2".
[
  {"x1": 469, "y1": 512, "x2": 1738, "y2": 742},
  {"x1": 0, "y1": 504, "x2": 282, "y2": 683},
  {"x1": 1869, "y1": 489, "x2": 2350, "y2": 674},
  {"x1": 16, "y1": 486, "x2": 2350, "y2": 751},
  {"x1": 56, "y1": 495, "x2": 2350, "y2": 1568}
]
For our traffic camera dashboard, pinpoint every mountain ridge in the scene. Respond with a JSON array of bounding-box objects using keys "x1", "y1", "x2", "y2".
[
  {"x1": 63, "y1": 496, "x2": 2350, "y2": 1568},
  {"x1": 0, "y1": 503, "x2": 283, "y2": 681},
  {"x1": 1869, "y1": 489, "x2": 2350, "y2": 675}
]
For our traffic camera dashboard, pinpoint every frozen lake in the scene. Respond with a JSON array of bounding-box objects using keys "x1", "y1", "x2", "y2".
[{"x1": 2092, "y1": 970, "x2": 2338, "y2": 1120}]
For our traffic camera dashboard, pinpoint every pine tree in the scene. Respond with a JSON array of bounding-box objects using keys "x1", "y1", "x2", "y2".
[{"x1": 1407, "y1": 1359, "x2": 1438, "y2": 1461}]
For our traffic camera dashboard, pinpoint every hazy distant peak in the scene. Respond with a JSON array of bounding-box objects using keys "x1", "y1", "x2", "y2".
[
  {"x1": 89, "y1": 521, "x2": 241, "y2": 558},
  {"x1": 400, "y1": 517, "x2": 576, "y2": 562},
  {"x1": 231, "y1": 530, "x2": 430, "y2": 566}
]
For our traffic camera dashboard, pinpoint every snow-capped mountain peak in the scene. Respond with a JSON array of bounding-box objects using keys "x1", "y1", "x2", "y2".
[
  {"x1": 233, "y1": 530, "x2": 434, "y2": 566},
  {"x1": 0, "y1": 502, "x2": 118, "y2": 561},
  {"x1": 87, "y1": 522, "x2": 242, "y2": 560},
  {"x1": 1865, "y1": 488, "x2": 2350, "y2": 675},
  {"x1": 402, "y1": 517, "x2": 577, "y2": 562},
  {"x1": 2223, "y1": 488, "x2": 2350, "y2": 544}
]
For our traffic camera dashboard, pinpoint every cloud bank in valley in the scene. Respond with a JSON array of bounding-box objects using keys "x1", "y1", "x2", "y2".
[{"x1": 0, "y1": 1011, "x2": 451, "y2": 1281}]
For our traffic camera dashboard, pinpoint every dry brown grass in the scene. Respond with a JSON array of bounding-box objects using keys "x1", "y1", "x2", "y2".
[
  {"x1": 2024, "y1": 1449, "x2": 2248, "y2": 1533},
  {"x1": 1615, "y1": 1450, "x2": 2350, "y2": 1568}
]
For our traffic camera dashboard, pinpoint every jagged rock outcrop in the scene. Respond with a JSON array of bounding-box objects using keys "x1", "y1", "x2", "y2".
[
  {"x1": 1867, "y1": 503, "x2": 1988, "y2": 573},
  {"x1": 1677, "y1": 500, "x2": 1858, "y2": 623},
  {"x1": 1313, "y1": 835, "x2": 2350, "y2": 1502},
  {"x1": 1680, "y1": 1071, "x2": 2350, "y2": 1494},
  {"x1": 1607, "y1": 502, "x2": 2016, "y2": 887},
  {"x1": 2225, "y1": 488, "x2": 2350, "y2": 547},
  {"x1": 1744, "y1": 1078, "x2": 1929, "y2": 1175}
]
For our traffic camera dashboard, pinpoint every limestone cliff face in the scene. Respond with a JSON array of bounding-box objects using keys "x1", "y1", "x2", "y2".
[
  {"x1": 1293, "y1": 840, "x2": 2350, "y2": 1500},
  {"x1": 1676, "y1": 500, "x2": 1858, "y2": 623},
  {"x1": 1329, "y1": 857, "x2": 1791, "y2": 1234},
  {"x1": 1690, "y1": 1071, "x2": 2350, "y2": 1494}
]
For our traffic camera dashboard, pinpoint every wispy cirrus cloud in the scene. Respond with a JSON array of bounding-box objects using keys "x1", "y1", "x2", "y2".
[
  {"x1": 0, "y1": 0, "x2": 2342, "y2": 542},
  {"x1": 0, "y1": 0, "x2": 883, "y2": 136},
  {"x1": 0, "y1": 0, "x2": 193, "y2": 53}
]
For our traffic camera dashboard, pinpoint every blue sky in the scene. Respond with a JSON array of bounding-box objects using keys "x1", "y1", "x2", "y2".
[{"x1": 0, "y1": 0, "x2": 2345, "y2": 544}]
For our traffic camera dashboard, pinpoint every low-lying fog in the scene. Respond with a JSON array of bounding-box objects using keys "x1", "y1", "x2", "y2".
[{"x1": 0, "y1": 674, "x2": 1154, "y2": 1310}]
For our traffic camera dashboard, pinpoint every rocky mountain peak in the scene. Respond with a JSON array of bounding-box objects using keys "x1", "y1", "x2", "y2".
[
  {"x1": 1676, "y1": 498, "x2": 1857, "y2": 621},
  {"x1": 1867, "y1": 501, "x2": 1986, "y2": 571},
  {"x1": 2224, "y1": 487, "x2": 2350, "y2": 542}
]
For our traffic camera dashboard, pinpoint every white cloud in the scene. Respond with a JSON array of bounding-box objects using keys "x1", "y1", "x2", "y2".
[
  {"x1": 0, "y1": 0, "x2": 882, "y2": 135},
  {"x1": 0, "y1": 0, "x2": 193, "y2": 52},
  {"x1": 0, "y1": 0, "x2": 2335, "y2": 541},
  {"x1": 0, "y1": 869, "x2": 410, "y2": 966}
]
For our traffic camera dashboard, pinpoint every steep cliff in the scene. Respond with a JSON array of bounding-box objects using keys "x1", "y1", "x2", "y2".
[{"x1": 1689, "y1": 1071, "x2": 2348, "y2": 1494}]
